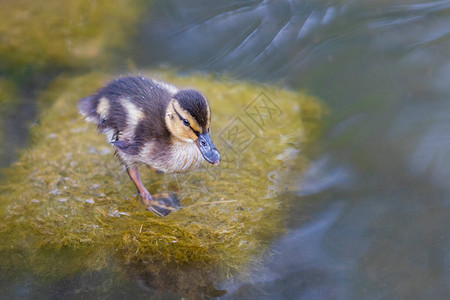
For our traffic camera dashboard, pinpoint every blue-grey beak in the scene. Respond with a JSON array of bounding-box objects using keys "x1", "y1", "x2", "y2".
[{"x1": 196, "y1": 132, "x2": 221, "y2": 165}]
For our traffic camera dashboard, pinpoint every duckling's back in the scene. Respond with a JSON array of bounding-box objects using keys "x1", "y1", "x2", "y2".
[
  {"x1": 78, "y1": 77, "x2": 171, "y2": 135},
  {"x1": 78, "y1": 76, "x2": 174, "y2": 153}
]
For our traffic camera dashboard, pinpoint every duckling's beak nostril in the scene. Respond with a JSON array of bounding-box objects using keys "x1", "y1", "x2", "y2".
[{"x1": 196, "y1": 132, "x2": 221, "y2": 166}]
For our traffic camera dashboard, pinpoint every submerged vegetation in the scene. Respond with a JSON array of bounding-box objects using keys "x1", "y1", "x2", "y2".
[
  {"x1": 0, "y1": 0, "x2": 151, "y2": 79},
  {"x1": 0, "y1": 70, "x2": 323, "y2": 297}
]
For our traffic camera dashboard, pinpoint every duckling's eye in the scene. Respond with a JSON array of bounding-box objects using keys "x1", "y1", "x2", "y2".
[{"x1": 183, "y1": 119, "x2": 190, "y2": 126}]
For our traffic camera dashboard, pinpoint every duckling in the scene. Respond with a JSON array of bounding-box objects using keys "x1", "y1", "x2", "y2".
[{"x1": 78, "y1": 76, "x2": 221, "y2": 215}]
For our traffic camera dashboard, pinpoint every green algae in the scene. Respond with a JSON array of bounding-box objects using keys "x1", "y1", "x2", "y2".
[
  {"x1": 0, "y1": 78, "x2": 17, "y2": 106},
  {"x1": 0, "y1": 71, "x2": 323, "y2": 297},
  {"x1": 0, "y1": 78, "x2": 19, "y2": 162},
  {"x1": 0, "y1": 0, "x2": 152, "y2": 78}
]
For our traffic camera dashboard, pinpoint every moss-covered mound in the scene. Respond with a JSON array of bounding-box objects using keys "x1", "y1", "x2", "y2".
[
  {"x1": 0, "y1": 0, "x2": 151, "y2": 78},
  {"x1": 0, "y1": 71, "x2": 323, "y2": 297},
  {"x1": 0, "y1": 77, "x2": 20, "y2": 164}
]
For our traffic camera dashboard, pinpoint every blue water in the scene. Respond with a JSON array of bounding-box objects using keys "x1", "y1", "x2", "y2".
[{"x1": 138, "y1": 1, "x2": 450, "y2": 298}]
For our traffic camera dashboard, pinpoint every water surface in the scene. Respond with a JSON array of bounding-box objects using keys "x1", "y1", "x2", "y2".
[{"x1": 138, "y1": 1, "x2": 450, "y2": 298}]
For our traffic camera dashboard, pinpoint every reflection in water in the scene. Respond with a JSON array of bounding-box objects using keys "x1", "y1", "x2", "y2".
[
  {"x1": 138, "y1": 0, "x2": 450, "y2": 299},
  {"x1": 222, "y1": 202, "x2": 346, "y2": 299},
  {"x1": 296, "y1": 156, "x2": 353, "y2": 197},
  {"x1": 140, "y1": 0, "x2": 345, "y2": 79}
]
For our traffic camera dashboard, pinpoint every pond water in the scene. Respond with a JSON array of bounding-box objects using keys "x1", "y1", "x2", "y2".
[
  {"x1": 138, "y1": 1, "x2": 450, "y2": 298},
  {"x1": 1, "y1": 0, "x2": 450, "y2": 299}
]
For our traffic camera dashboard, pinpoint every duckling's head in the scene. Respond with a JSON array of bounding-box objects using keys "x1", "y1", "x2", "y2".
[{"x1": 165, "y1": 89, "x2": 221, "y2": 165}]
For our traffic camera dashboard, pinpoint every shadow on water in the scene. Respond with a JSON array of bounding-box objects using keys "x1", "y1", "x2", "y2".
[
  {"x1": 137, "y1": 0, "x2": 450, "y2": 299},
  {"x1": 1, "y1": 0, "x2": 450, "y2": 299}
]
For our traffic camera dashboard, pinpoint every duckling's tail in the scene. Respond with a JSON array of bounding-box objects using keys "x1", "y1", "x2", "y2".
[{"x1": 78, "y1": 95, "x2": 100, "y2": 124}]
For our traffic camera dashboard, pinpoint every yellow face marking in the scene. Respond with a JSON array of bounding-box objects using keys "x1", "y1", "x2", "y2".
[
  {"x1": 172, "y1": 100, "x2": 202, "y2": 133},
  {"x1": 96, "y1": 97, "x2": 110, "y2": 118},
  {"x1": 165, "y1": 99, "x2": 202, "y2": 143}
]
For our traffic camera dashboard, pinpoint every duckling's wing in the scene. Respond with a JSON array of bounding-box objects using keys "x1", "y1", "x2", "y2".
[
  {"x1": 110, "y1": 139, "x2": 143, "y2": 156},
  {"x1": 110, "y1": 140, "x2": 131, "y2": 150}
]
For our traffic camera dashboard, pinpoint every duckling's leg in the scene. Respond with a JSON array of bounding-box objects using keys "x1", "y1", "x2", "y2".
[
  {"x1": 126, "y1": 165, "x2": 152, "y2": 205},
  {"x1": 126, "y1": 166, "x2": 180, "y2": 216}
]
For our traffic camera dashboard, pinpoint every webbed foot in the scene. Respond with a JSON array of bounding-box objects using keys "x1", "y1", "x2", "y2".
[
  {"x1": 126, "y1": 166, "x2": 180, "y2": 216},
  {"x1": 142, "y1": 192, "x2": 181, "y2": 216}
]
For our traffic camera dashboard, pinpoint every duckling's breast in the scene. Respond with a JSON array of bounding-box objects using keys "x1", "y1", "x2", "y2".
[{"x1": 138, "y1": 139, "x2": 204, "y2": 173}]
